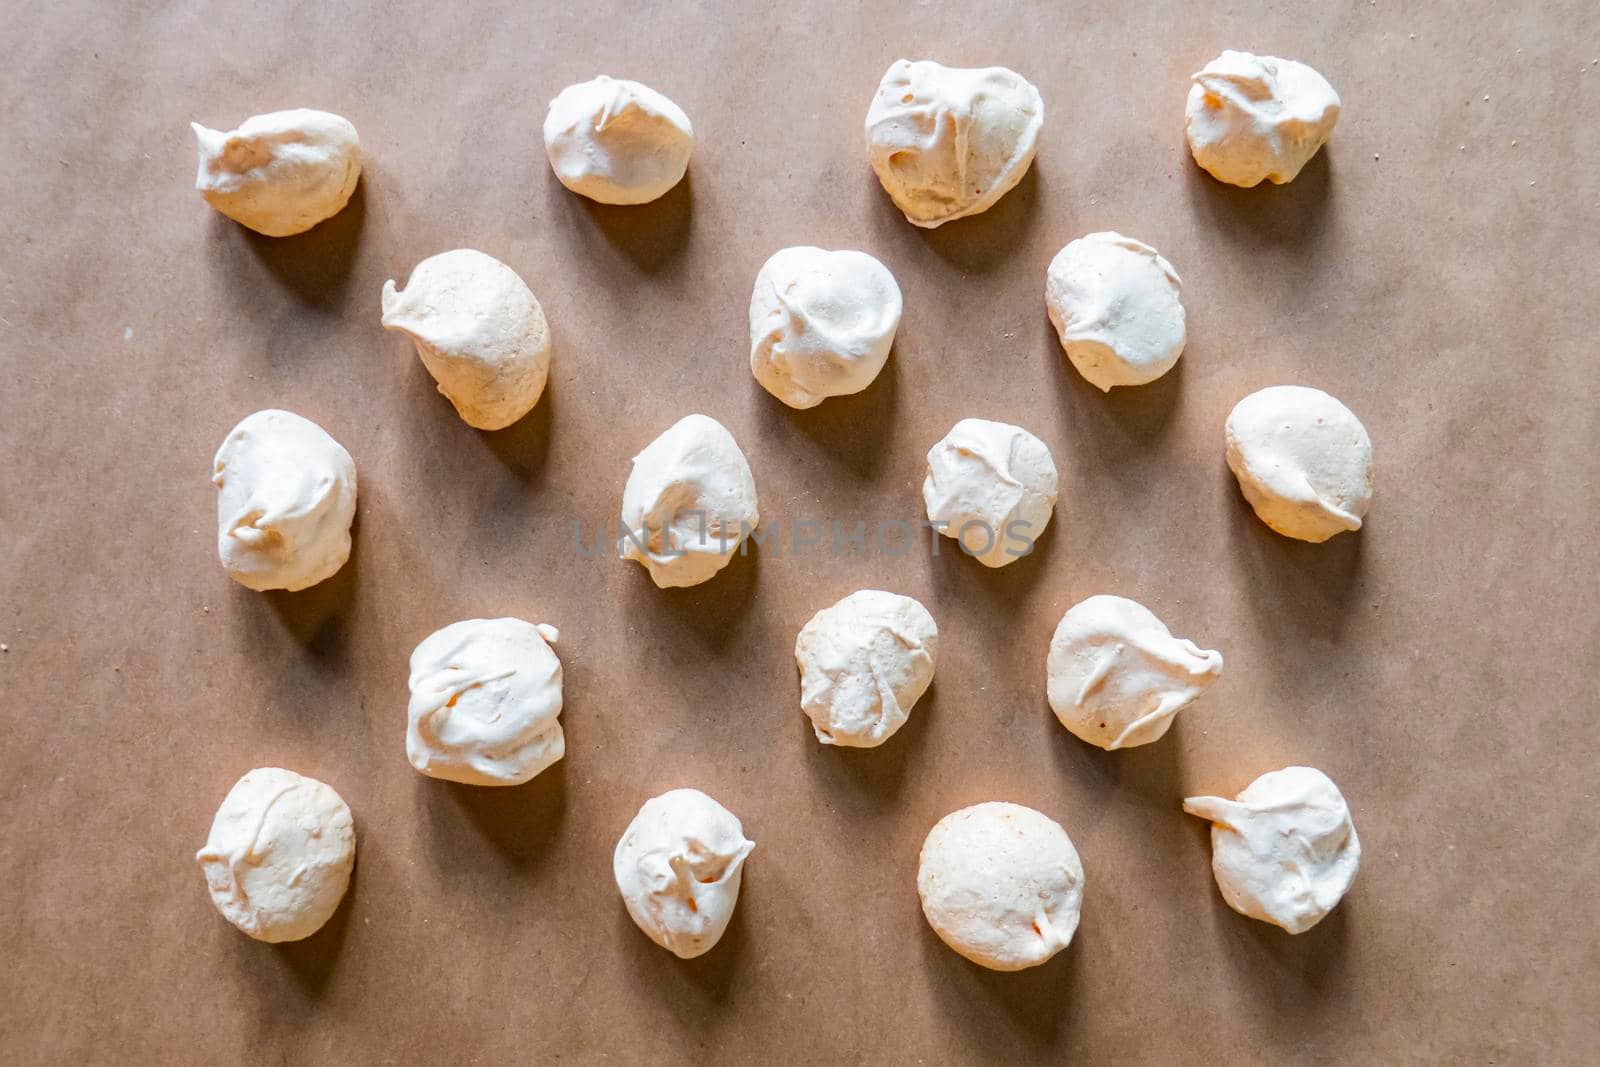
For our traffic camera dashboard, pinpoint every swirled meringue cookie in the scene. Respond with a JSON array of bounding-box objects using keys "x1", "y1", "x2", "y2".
[
  {"x1": 1047, "y1": 595, "x2": 1223, "y2": 750},
  {"x1": 1184, "y1": 766, "x2": 1360, "y2": 934},
  {"x1": 619, "y1": 414, "x2": 759, "y2": 588},
  {"x1": 406, "y1": 618, "x2": 564, "y2": 786},
  {"x1": 1185, "y1": 51, "x2": 1341, "y2": 187},
  {"x1": 918, "y1": 802, "x2": 1084, "y2": 971},
  {"x1": 795, "y1": 590, "x2": 937, "y2": 748},
  {"x1": 922, "y1": 418, "x2": 1058, "y2": 568},
  {"x1": 1046, "y1": 232, "x2": 1186, "y2": 391},
  {"x1": 213, "y1": 409, "x2": 356, "y2": 592},
  {"x1": 614, "y1": 789, "x2": 754, "y2": 958},
  {"x1": 749, "y1": 247, "x2": 902, "y2": 409},
  {"x1": 196, "y1": 768, "x2": 355, "y2": 942},
  {"x1": 381, "y1": 249, "x2": 551, "y2": 430},
  {"x1": 1225, "y1": 385, "x2": 1374, "y2": 542},
  {"x1": 190, "y1": 109, "x2": 361, "y2": 236},
  {"x1": 543, "y1": 76, "x2": 693, "y2": 205},
  {"x1": 865, "y1": 59, "x2": 1043, "y2": 227}
]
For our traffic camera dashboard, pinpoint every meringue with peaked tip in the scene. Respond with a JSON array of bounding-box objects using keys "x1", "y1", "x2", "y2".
[
  {"x1": 922, "y1": 418, "x2": 1058, "y2": 567},
  {"x1": 1184, "y1": 766, "x2": 1360, "y2": 934},
  {"x1": 1047, "y1": 595, "x2": 1223, "y2": 750},
  {"x1": 212, "y1": 409, "x2": 356, "y2": 592},
  {"x1": 865, "y1": 59, "x2": 1043, "y2": 227},
  {"x1": 918, "y1": 802, "x2": 1084, "y2": 971},
  {"x1": 619, "y1": 414, "x2": 759, "y2": 588},
  {"x1": 1046, "y1": 232, "x2": 1187, "y2": 391},
  {"x1": 543, "y1": 76, "x2": 694, "y2": 205},
  {"x1": 1226, "y1": 385, "x2": 1374, "y2": 542},
  {"x1": 1185, "y1": 51, "x2": 1341, "y2": 187},
  {"x1": 795, "y1": 590, "x2": 938, "y2": 747},
  {"x1": 749, "y1": 246, "x2": 902, "y2": 409},
  {"x1": 190, "y1": 109, "x2": 361, "y2": 236},
  {"x1": 381, "y1": 249, "x2": 551, "y2": 430},
  {"x1": 406, "y1": 617, "x2": 564, "y2": 786},
  {"x1": 614, "y1": 788, "x2": 754, "y2": 958},
  {"x1": 196, "y1": 767, "x2": 355, "y2": 942}
]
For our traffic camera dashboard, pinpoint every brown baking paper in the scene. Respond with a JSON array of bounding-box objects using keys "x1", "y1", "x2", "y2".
[{"x1": 2, "y1": 1, "x2": 1597, "y2": 1062}]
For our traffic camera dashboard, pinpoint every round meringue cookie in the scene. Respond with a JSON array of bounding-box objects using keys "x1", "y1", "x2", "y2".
[
  {"x1": 196, "y1": 768, "x2": 355, "y2": 943},
  {"x1": 1047, "y1": 595, "x2": 1223, "y2": 750},
  {"x1": 212, "y1": 409, "x2": 357, "y2": 592},
  {"x1": 918, "y1": 802, "x2": 1084, "y2": 971},
  {"x1": 795, "y1": 590, "x2": 938, "y2": 747},
  {"x1": 619, "y1": 414, "x2": 759, "y2": 588},
  {"x1": 543, "y1": 76, "x2": 693, "y2": 205},
  {"x1": 1185, "y1": 51, "x2": 1341, "y2": 187},
  {"x1": 749, "y1": 246, "x2": 902, "y2": 409},
  {"x1": 865, "y1": 59, "x2": 1043, "y2": 228},
  {"x1": 1046, "y1": 232, "x2": 1187, "y2": 391},
  {"x1": 1225, "y1": 385, "x2": 1374, "y2": 542},
  {"x1": 922, "y1": 418, "x2": 1058, "y2": 568},
  {"x1": 1184, "y1": 766, "x2": 1360, "y2": 934},
  {"x1": 190, "y1": 109, "x2": 361, "y2": 236},
  {"x1": 381, "y1": 249, "x2": 551, "y2": 430},
  {"x1": 406, "y1": 617, "x2": 565, "y2": 786},
  {"x1": 614, "y1": 788, "x2": 754, "y2": 959}
]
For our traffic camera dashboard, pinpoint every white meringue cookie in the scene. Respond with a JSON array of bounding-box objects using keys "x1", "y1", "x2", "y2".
[
  {"x1": 614, "y1": 788, "x2": 754, "y2": 958},
  {"x1": 406, "y1": 618, "x2": 564, "y2": 787},
  {"x1": 749, "y1": 247, "x2": 902, "y2": 409},
  {"x1": 619, "y1": 414, "x2": 759, "y2": 588},
  {"x1": 196, "y1": 767, "x2": 355, "y2": 943},
  {"x1": 1046, "y1": 595, "x2": 1223, "y2": 750},
  {"x1": 190, "y1": 109, "x2": 361, "y2": 236},
  {"x1": 1185, "y1": 51, "x2": 1341, "y2": 187},
  {"x1": 1225, "y1": 385, "x2": 1374, "y2": 542},
  {"x1": 543, "y1": 76, "x2": 694, "y2": 205},
  {"x1": 922, "y1": 418, "x2": 1058, "y2": 568},
  {"x1": 1184, "y1": 766, "x2": 1360, "y2": 934},
  {"x1": 381, "y1": 249, "x2": 551, "y2": 430},
  {"x1": 795, "y1": 590, "x2": 938, "y2": 748},
  {"x1": 1046, "y1": 232, "x2": 1187, "y2": 391},
  {"x1": 865, "y1": 59, "x2": 1043, "y2": 227},
  {"x1": 918, "y1": 802, "x2": 1084, "y2": 971},
  {"x1": 212, "y1": 409, "x2": 356, "y2": 592}
]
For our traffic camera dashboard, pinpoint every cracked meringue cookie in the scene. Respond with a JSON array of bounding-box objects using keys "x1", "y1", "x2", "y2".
[
  {"x1": 619, "y1": 414, "x2": 759, "y2": 588},
  {"x1": 749, "y1": 246, "x2": 902, "y2": 409},
  {"x1": 614, "y1": 788, "x2": 754, "y2": 958},
  {"x1": 1185, "y1": 51, "x2": 1341, "y2": 187},
  {"x1": 196, "y1": 768, "x2": 355, "y2": 943},
  {"x1": 543, "y1": 76, "x2": 693, "y2": 205},
  {"x1": 922, "y1": 418, "x2": 1058, "y2": 568},
  {"x1": 1047, "y1": 595, "x2": 1223, "y2": 750},
  {"x1": 865, "y1": 59, "x2": 1043, "y2": 227},
  {"x1": 213, "y1": 409, "x2": 356, "y2": 592},
  {"x1": 1046, "y1": 232, "x2": 1187, "y2": 391},
  {"x1": 406, "y1": 618, "x2": 564, "y2": 786},
  {"x1": 1226, "y1": 385, "x2": 1374, "y2": 542},
  {"x1": 918, "y1": 802, "x2": 1084, "y2": 971},
  {"x1": 795, "y1": 590, "x2": 937, "y2": 748},
  {"x1": 381, "y1": 249, "x2": 551, "y2": 430},
  {"x1": 1184, "y1": 766, "x2": 1360, "y2": 934},
  {"x1": 190, "y1": 109, "x2": 361, "y2": 236}
]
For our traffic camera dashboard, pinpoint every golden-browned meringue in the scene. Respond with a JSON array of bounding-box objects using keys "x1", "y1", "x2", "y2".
[
  {"x1": 865, "y1": 59, "x2": 1043, "y2": 227},
  {"x1": 1046, "y1": 595, "x2": 1223, "y2": 750},
  {"x1": 918, "y1": 802, "x2": 1084, "y2": 971},
  {"x1": 190, "y1": 109, "x2": 361, "y2": 236},
  {"x1": 1225, "y1": 385, "x2": 1374, "y2": 542},
  {"x1": 1184, "y1": 766, "x2": 1360, "y2": 934},
  {"x1": 381, "y1": 249, "x2": 551, "y2": 430},
  {"x1": 1185, "y1": 51, "x2": 1340, "y2": 187}
]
